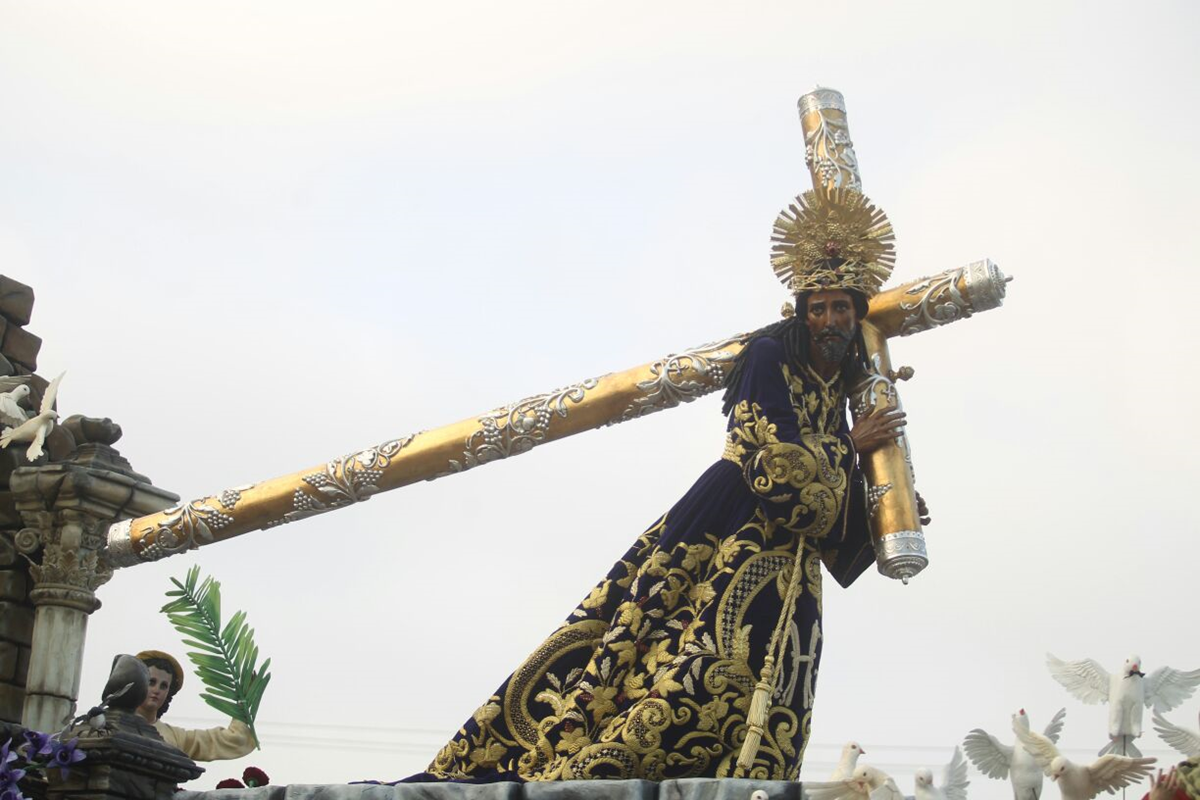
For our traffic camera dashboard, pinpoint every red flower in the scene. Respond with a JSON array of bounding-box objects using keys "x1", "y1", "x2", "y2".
[
  {"x1": 562, "y1": 721, "x2": 575, "y2": 733},
  {"x1": 578, "y1": 692, "x2": 594, "y2": 703},
  {"x1": 648, "y1": 690, "x2": 661, "y2": 699},
  {"x1": 637, "y1": 642, "x2": 649, "y2": 654},
  {"x1": 215, "y1": 779, "x2": 244, "y2": 790},
  {"x1": 242, "y1": 767, "x2": 270, "y2": 787}
]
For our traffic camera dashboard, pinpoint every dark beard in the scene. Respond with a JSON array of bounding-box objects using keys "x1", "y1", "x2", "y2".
[{"x1": 815, "y1": 330, "x2": 852, "y2": 363}]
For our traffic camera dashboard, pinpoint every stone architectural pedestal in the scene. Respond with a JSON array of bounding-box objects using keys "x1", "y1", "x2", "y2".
[
  {"x1": 13, "y1": 462, "x2": 178, "y2": 731},
  {"x1": 47, "y1": 710, "x2": 203, "y2": 800}
]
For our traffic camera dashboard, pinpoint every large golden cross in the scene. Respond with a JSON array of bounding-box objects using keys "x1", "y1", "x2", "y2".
[{"x1": 103, "y1": 89, "x2": 1009, "y2": 584}]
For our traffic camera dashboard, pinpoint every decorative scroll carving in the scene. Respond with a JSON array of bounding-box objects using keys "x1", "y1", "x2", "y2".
[
  {"x1": 898, "y1": 260, "x2": 1008, "y2": 337},
  {"x1": 449, "y1": 380, "x2": 598, "y2": 473},
  {"x1": 799, "y1": 89, "x2": 862, "y2": 192},
  {"x1": 14, "y1": 527, "x2": 41, "y2": 555},
  {"x1": 855, "y1": 354, "x2": 916, "y2": 474},
  {"x1": 615, "y1": 336, "x2": 744, "y2": 423},
  {"x1": 266, "y1": 435, "x2": 415, "y2": 528},
  {"x1": 851, "y1": 353, "x2": 898, "y2": 417},
  {"x1": 139, "y1": 499, "x2": 235, "y2": 560},
  {"x1": 898, "y1": 270, "x2": 972, "y2": 336}
]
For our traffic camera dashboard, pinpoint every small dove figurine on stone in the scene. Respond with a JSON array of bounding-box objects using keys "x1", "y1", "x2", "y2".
[
  {"x1": 914, "y1": 746, "x2": 969, "y2": 800},
  {"x1": 964, "y1": 707, "x2": 1065, "y2": 800},
  {"x1": 1047, "y1": 653, "x2": 1200, "y2": 757},
  {"x1": 1153, "y1": 709, "x2": 1200, "y2": 759},
  {"x1": 1013, "y1": 713, "x2": 1156, "y2": 800},
  {"x1": 0, "y1": 384, "x2": 30, "y2": 427},
  {"x1": 0, "y1": 371, "x2": 64, "y2": 461}
]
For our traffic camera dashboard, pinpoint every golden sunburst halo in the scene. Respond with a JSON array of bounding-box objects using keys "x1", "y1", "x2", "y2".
[{"x1": 770, "y1": 187, "x2": 895, "y2": 298}]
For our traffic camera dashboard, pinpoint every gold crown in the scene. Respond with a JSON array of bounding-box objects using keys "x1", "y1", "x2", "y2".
[{"x1": 770, "y1": 187, "x2": 895, "y2": 298}]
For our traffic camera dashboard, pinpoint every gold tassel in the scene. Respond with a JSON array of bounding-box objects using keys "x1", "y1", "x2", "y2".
[{"x1": 736, "y1": 656, "x2": 775, "y2": 772}]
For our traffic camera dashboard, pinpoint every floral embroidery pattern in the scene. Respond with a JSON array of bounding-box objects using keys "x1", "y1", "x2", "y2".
[{"x1": 423, "y1": 341, "x2": 860, "y2": 782}]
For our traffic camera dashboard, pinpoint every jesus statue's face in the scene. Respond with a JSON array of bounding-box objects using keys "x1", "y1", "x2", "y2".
[{"x1": 804, "y1": 289, "x2": 859, "y2": 367}]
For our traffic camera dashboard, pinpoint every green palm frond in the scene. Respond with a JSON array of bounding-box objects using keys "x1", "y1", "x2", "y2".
[{"x1": 161, "y1": 566, "x2": 271, "y2": 748}]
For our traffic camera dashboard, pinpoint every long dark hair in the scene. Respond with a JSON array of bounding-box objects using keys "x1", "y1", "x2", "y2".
[{"x1": 720, "y1": 291, "x2": 870, "y2": 416}]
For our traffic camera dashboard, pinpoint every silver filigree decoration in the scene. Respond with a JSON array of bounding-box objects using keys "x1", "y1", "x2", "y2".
[
  {"x1": 104, "y1": 519, "x2": 136, "y2": 568},
  {"x1": 851, "y1": 353, "x2": 898, "y2": 417},
  {"x1": 898, "y1": 261, "x2": 1009, "y2": 337},
  {"x1": 874, "y1": 529, "x2": 928, "y2": 584},
  {"x1": 962, "y1": 258, "x2": 1009, "y2": 311},
  {"x1": 219, "y1": 484, "x2": 254, "y2": 510},
  {"x1": 797, "y1": 88, "x2": 847, "y2": 117},
  {"x1": 448, "y1": 380, "x2": 599, "y2": 473},
  {"x1": 798, "y1": 88, "x2": 861, "y2": 191},
  {"x1": 266, "y1": 435, "x2": 416, "y2": 528},
  {"x1": 614, "y1": 336, "x2": 745, "y2": 424},
  {"x1": 853, "y1": 352, "x2": 916, "y2": 474},
  {"x1": 898, "y1": 268, "x2": 971, "y2": 336},
  {"x1": 138, "y1": 499, "x2": 236, "y2": 560},
  {"x1": 866, "y1": 483, "x2": 892, "y2": 518}
]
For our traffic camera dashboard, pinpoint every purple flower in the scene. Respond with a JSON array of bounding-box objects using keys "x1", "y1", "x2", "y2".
[
  {"x1": 0, "y1": 766, "x2": 25, "y2": 792},
  {"x1": 0, "y1": 787, "x2": 22, "y2": 800},
  {"x1": 0, "y1": 741, "x2": 25, "y2": 790},
  {"x1": 21, "y1": 732, "x2": 53, "y2": 759},
  {"x1": 49, "y1": 739, "x2": 85, "y2": 780}
]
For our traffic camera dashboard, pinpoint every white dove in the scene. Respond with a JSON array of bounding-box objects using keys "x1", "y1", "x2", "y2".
[
  {"x1": 914, "y1": 746, "x2": 969, "y2": 800},
  {"x1": 0, "y1": 372, "x2": 64, "y2": 461},
  {"x1": 806, "y1": 765, "x2": 904, "y2": 800},
  {"x1": 1047, "y1": 653, "x2": 1200, "y2": 756},
  {"x1": 1152, "y1": 709, "x2": 1200, "y2": 758},
  {"x1": 0, "y1": 384, "x2": 30, "y2": 427},
  {"x1": 1013, "y1": 714, "x2": 1156, "y2": 800},
  {"x1": 964, "y1": 707, "x2": 1066, "y2": 800},
  {"x1": 831, "y1": 741, "x2": 868, "y2": 781}
]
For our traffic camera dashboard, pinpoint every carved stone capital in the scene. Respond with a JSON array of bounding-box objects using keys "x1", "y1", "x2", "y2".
[
  {"x1": 27, "y1": 544, "x2": 111, "y2": 598},
  {"x1": 9, "y1": 462, "x2": 177, "y2": 595}
]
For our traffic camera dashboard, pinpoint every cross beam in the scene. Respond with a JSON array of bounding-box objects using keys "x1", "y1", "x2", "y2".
[{"x1": 103, "y1": 89, "x2": 1008, "y2": 583}]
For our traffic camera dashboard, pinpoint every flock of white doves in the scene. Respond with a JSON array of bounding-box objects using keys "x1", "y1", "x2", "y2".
[{"x1": 800, "y1": 654, "x2": 1200, "y2": 800}]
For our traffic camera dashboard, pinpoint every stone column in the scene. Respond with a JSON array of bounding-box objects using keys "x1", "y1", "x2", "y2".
[{"x1": 13, "y1": 459, "x2": 178, "y2": 731}]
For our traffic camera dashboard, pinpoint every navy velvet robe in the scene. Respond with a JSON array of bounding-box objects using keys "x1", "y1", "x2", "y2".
[{"x1": 418, "y1": 336, "x2": 874, "y2": 781}]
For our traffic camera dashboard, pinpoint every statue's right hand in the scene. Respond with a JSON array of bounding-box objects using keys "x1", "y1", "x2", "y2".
[{"x1": 849, "y1": 406, "x2": 906, "y2": 455}]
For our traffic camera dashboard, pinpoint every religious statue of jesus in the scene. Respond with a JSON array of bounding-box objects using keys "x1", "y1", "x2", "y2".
[{"x1": 408, "y1": 189, "x2": 913, "y2": 783}]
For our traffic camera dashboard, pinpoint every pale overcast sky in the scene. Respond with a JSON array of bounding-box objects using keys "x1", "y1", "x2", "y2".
[{"x1": 2, "y1": 1, "x2": 1198, "y2": 796}]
